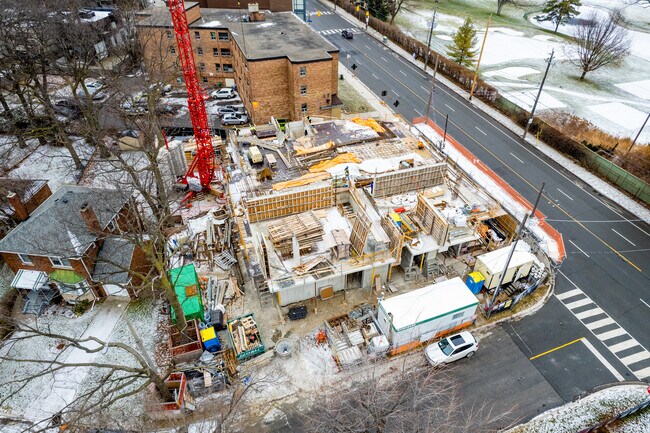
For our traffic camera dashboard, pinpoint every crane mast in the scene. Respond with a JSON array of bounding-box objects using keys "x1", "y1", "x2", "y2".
[{"x1": 167, "y1": 0, "x2": 215, "y2": 187}]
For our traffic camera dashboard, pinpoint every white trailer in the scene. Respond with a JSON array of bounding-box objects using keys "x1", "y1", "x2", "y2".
[
  {"x1": 474, "y1": 245, "x2": 536, "y2": 291},
  {"x1": 377, "y1": 277, "x2": 479, "y2": 355}
]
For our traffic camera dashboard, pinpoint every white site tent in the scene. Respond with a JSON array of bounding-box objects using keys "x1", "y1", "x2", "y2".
[{"x1": 377, "y1": 277, "x2": 479, "y2": 354}]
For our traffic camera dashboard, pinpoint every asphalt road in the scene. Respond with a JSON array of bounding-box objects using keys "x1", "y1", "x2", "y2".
[{"x1": 306, "y1": 0, "x2": 650, "y2": 408}]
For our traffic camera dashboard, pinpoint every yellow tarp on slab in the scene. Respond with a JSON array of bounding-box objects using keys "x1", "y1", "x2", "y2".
[
  {"x1": 309, "y1": 153, "x2": 361, "y2": 173},
  {"x1": 351, "y1": 117, "x2": 384, "y2": 133},
  {"x1": 272, "y1": 172, "x2": 331, "y2": 191},
  {"x1": 294, "y1": 141, "x2": 334, "y2": 156}
]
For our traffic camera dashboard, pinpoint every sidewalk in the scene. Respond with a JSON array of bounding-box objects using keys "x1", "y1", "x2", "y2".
[{"x1": 320, "y1": 0, "x2": 650, "y2": 221}]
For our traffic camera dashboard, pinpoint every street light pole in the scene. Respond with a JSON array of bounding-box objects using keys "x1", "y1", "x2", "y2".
[
  {"x1": 625, "y1": 112, "x2": 649, "y2": 157},
  {"x1": 424, "y1": 1, "x2": 439, "y2": 72},
  {"x1": 425, "y1": 55, "x2": 439, "y2": 119},
  {"x1": 523, "y1": 49, "x2": 554, "y2": 140},
  {"x1": 487, "y1": 182, "x2": 545, "y2": 318},
  {"x1": 469, "y1": 14, "x2": 491, "y2": 101}
]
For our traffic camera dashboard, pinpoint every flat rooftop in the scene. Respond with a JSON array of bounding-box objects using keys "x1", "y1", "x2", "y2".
[{"x1": 138, "y1": 5, "x2": 338, "y2": 62}]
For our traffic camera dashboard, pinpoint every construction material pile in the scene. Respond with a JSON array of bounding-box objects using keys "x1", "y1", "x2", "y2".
[
  {"x1": 267, "y1": 211, "x2": 324, "y2": 257},
  {"x1": 228, "y1": 314, "x2": 265, "y2": 361}
]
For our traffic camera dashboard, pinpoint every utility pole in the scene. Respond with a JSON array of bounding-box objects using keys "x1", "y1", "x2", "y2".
[
  {"x1": 424, "y1": 0, "x2": 439, "y2": 72},
  {"x1": 625, "y1": 112, "x2": 649, "y2": 156},
  {"x1": 469, "y1": 14, "x2": 491, "y2": 101},
  {"x1": 425, "y1": 55, "x2": 439, "y2": 119},
  {"x1": 523, "y1": 49, "x2": 554, "y2": 140},
  {"x1": 487, "y1": 183, "x2": 545, "y2": 318},
  {"x1": 442, "y1": 113, "x2": 449, "y2": 145}
]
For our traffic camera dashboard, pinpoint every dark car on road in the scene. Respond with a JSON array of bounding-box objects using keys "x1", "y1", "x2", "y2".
[
  {"x1": 53, "y1": 100, "x2": 81, "y2": 119},
  {"x1": 341, "y1": 29, "x2": 354, "y2": 39}
]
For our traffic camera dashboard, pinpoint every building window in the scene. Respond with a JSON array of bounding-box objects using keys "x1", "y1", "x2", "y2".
[
  {"x1": 213, "y1": 47, "x2": 219, "y2": 56},
  {"x1": 218, "y1": 32, "x2": 229, "y2": 41},
  {"x1": 215, "y1": 63, "x2": 221, "y2": 72},
  {"x1": 49, "y1": 257, "x2": 72, "y2": 268},
  {"x1": 170, "y1": 46, "x2": 176, "y2": 54},
  {"x1": 210, "y1": 31, "x2": 216, "y2": 40},
  {"x1": 199, "y1": 62, "x2": 205, "y2": 72},
  {"x1": 194, "y1": 31, "x2": 200, "y2": 39},
  {"x1": 300, "y1": 66, "x2": 307, "y2": 77},
  {"x1": 107, "y1": 218, "x2": 117, "y2": 232},
  {"x1": 197, "y1": 47, "x2": 203, "y2": 55},
  {"x1": 220, "y1": 48, "x2": 231, "y2": 57},
  {"x1": 202, "y1": 77, "x2": 208, "y2": 83},
  {"x1": 301, "y1": 103, "x2": 308, "y2": 113},
  {"x1": 223, "y1": 64, "x2": 233, "y2": 72},
  {"x1": 452, "y1": 312, "x2": 465, "y2": 320},
  {"x1": 166, "y1": 30, "x2": 173, "y2": 39},
  {"x1": 18, "y1": 254, "x2": 32, "y2": 265},
  {"x1": 300, "y1": 85, "x2": 307, "y2": 96}
]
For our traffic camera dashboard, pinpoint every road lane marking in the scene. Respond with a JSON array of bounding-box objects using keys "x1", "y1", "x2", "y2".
[
  {"x1": 620, "y1": 351, "x2": 650, "y2": 365},
  {"x1": 415, "y1": 109, "x2": 423, "y2": 116},
  {"x1": 334, "y1": 36, "x2": 643, "y2": 271},
  {"x1": 420, "y1": 85, "x2": 428, "y2": 92},
  {"x1": 556, "y1": 288, "x2": 583, "y2": 300},
  {"x1": 611, "y1": 229, "x2": 636, "y2": 246},
  {"x1": 364, "y1": 44, "x2": 371, "y2": 50},
  {"x1": 569, "y1": 240, "x2": 590, "y2": 258},
  {"x1": 475, "y1": 126, "x2": 487, "y2": 135},
  {"x1": 394, "y1": 91, "x2": 400, "y2": 97},
  {"x1": 582, "y1": 339, "x2": 625, "y2": 381},
  {"x1": 372, "y1": 73, "x2": 379, "y2": 79},
  {"x1": 585, "y1": 317, "x2": 616, "y2": 331},
  {"x1": 575, "y1": 307, "x2": 604, "y2": 320},
  {"x1": 382, "y1": 57, "x2": 388, "y2": 62},
  {"x1": 509, "y1": 152, "x2": 524, "y2": 164},
  {"x1": 565, "y1": 297, "x2": 592, "y2": 310},
  {"x1": 596, "y1": 329, "x2": 627, "y2": 341},
  {"x1": 557, "y1": 188, "x2": 574, "y2": 201},
  {"x1": 641, "y1": 298, "x2": 650, "y2": 309},
  {"x1": 399, "y1": 70, "x2": 407, "y2": 76},
  {"x1": 445, "y1": 104, "x2": 455, "y2": 112},
  {"x1": 609, "y1": 338, "x2": 640, "y2": 354},
  {"x1": 557, "y1": 271, "x2": 650, "y2": 380},
  {"x1": 529, "y1": 337, "x2": 583, "y2": 360}
]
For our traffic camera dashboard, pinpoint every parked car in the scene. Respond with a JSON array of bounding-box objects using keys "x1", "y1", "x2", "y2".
[
  {"x1": 425, "y1": 331, "x2": 478, "y2": 366},
  {"x1": 156, "y1": 103, "x2": 181, "y2": 116},
  {"x1": 117, "y1": 129, "x2": 143, "y2": 150},
  {"x1": 53, "y1": 100, "x2": 81, "y2": 119},
  {"x1": 342, "y1": 29, "x2": 354, "y2": 39},
  {"x1": 221, "y1": 113, "x2": 249, "y2": 125},
  {"x1": 77, "y1": 79, "x2": 107, "y2": 101},
  {"x1": 211, "y1": 88, "x2": 236, "y2": 99},
  {"x1": 121, "y1": 93, "x2": 148, "y2": 115},
  {"x1": 147, "y1": 82, "x2": 173, "y2": 96},
  {"x1": 216, "y1": 105, "x2": 245, "y2": 116}
]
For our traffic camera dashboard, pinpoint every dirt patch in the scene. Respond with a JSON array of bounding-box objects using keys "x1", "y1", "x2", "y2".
[
  {"x1": 338, "y1": 78, "x2": 373, "y2": 114},
  {"x1": 271, "y1": 329, "x2": 282, "y2": 343}
]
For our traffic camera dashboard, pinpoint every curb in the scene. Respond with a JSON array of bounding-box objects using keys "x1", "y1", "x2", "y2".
[
  {"x1": 576, "y1": 381, "x2": 650, "y2": 402},
  {"x1": 317, "y1": 0, "x2": 650, "y2": 222}
]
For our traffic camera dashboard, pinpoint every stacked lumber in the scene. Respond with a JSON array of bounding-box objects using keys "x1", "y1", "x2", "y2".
[
  {"x1": 267, "y1": 211, "x2": 324, "y2": 257},
  {"x1": 292, "y1": 255, "x2": 334, "y2": 278}
]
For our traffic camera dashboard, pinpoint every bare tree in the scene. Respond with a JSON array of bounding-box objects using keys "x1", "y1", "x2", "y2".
[
  {"x1": 567, "y1": 10, "x2": 631, "y2": 80},
  {"x1": 495, "y1": 0, "x2": 535, "y2": 16},
  {"x1": 386, "y1": 0, "x2": 413, "y2": 26},
  {"x1": 302, "y1": 362, "x2": 515, "y2": 433}
]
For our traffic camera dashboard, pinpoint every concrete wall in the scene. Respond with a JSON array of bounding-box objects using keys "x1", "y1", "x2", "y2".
[{"x1": 277, "y1": 273, "x2": 345, "y2": 306}]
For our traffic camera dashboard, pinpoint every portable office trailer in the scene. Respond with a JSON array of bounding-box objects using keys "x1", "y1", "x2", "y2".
[
  {"x1": 474, "y1": 245, "x2": 536, "y2": 291},
  {"x1": 265, "y1": 153, "x2": 277, "y2": 168},
  {"x1": 377, "y1": 277, "x2": 479, "y2": 355},
  {"x1": 248, "y1": 146, "x2": 263, "y2": 164}
]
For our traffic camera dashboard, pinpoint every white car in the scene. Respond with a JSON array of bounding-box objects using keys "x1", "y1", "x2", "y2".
[
  {"x1": 221, "y1": 113, "x2": 248, "y2": 125},
  {"x1": 211, "y1": 88, "x2": 235, "y2": 99},
  {"x1": 425, "y1": 331, "x2": 478, "y2": 366},
  {"x1": 77, "y1": 79, "x2": 107, "y2": 100}
]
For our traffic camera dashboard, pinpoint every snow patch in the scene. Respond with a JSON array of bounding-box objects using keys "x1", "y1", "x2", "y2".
[
  {"x1": 615, "y1": 79, "x2": 650, "y2": 100},
  {"x1": 588, "y1": 102, "x2": 649, "y2": 131},
  {"x1": 436, "y1": 34, "x2": 452, "y2": 41},
  {"x1": 484, "y1": 67, "x2": 540, "y2": 80},
  {"x1": 507, "y1": 90, "x2": 566, "y2": 111}
]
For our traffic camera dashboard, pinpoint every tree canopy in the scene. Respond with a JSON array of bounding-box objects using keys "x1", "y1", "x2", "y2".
[
  {"x1": 446, "y1": 18, "x2": 478, "y2": 68},
  {"x1": 542, "y1": 0, "x2": 582, "y2": 33}
]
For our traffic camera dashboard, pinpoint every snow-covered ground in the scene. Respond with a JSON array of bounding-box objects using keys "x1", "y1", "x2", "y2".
[
  {"x1": 397, "y1": 0, "x2": 650, "y2": 143},
  {"x1": 506, "y1": 384, "x2": 650, "y2": 433}
]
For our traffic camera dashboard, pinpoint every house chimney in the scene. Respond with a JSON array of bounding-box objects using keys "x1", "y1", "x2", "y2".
[
  {"x1": 80, "y1": 202, "x2": 102, "y2": 234},
  {"x1": 7, "y1": 191, "x2": 28, "y2": 221}
]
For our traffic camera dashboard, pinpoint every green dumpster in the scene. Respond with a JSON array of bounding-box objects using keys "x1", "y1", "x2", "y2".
[{"x1": 169, "y1": 264, "x2": 204, "y2": 323}]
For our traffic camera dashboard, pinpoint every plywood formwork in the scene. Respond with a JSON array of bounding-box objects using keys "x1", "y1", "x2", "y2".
[
  {"x1": 349, "y1": 206, "x2": 371, "y2": 256},
  {"x1": 245, "y1": 183, "x2": 334, "y2": 223},
  {"x1": 381, "y1": 216, "x2": 404, "y2": 264},
  {"x1": 267, "y1": 211, "x2": 324, "y2": 257},
  {"x1": 372, "y1": 163, "x2": 447, "y2": 198},
  {"x1": 413, "y1": 194, "x2": 449, "y2": 246}
]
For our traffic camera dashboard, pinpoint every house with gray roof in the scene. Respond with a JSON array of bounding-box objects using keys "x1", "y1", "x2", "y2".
[{"x1": 0, "y1": 185, "x2": 148, "y2": 307}]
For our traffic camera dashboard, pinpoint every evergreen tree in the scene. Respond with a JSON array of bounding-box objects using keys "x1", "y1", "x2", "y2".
[
  {"x1": 446, "y1": 18, "x2": 478, "y2": 67},
  {"x1": 543, "y1": 0, "x2": 582, "y2": 33},
  {"x1": 368, "y1": 0, "x2": 390, "y2": 21}
]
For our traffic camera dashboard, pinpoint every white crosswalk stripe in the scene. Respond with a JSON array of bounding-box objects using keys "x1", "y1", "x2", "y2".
[
  {"x1": 556, "y1": 275, "x2": 650, "y2": 381},
  {"x1": 318, "y1": 28, "x2": 356, "y2": 35}
]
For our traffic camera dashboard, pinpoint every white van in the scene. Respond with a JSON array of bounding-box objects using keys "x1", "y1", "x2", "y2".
[
  {"x1": 248, "y1": 145, "x2": 263, "y2": 164},
  {"x1": 266, "y1": 153, "x2": 277, "y2": 168}
]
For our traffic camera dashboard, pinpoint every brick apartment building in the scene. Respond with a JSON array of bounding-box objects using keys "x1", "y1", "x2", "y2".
[
  {"x1": 0, "y1": 186, "x2": 149, "y2": 305},
  {"x1": 193, "y1": 0, "x2": 292, "y2": 10},
  {"x1": 137, "y1": 2, "x2": 341, "y2": 124}
]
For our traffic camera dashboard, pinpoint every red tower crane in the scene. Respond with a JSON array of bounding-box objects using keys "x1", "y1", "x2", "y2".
[{"x1": 167, "y1": 0, "x2": 215, "y2": 188}]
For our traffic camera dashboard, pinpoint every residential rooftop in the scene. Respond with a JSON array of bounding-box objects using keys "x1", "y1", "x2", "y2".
[
  {"x1": 137, "y1": 4, "x2": 338, "y2": 62},
  {"x1": 0, "y1": 178, "x2": 48, "y2": 220}
]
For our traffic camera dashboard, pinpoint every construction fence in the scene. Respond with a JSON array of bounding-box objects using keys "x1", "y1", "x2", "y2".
[{"x1": 583, "y1": 150, "x2": 650, "y2": 205}]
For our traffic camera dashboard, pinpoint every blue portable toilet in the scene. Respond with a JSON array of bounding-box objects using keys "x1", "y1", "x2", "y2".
[{"x1": 466, "y1": 272, "x2": 485, "y2": 294}]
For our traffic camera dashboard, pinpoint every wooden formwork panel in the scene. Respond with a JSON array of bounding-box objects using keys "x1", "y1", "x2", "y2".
[
  {"x1": 413, "y1": 194, "x2": 448, "y2": 246},
  {"x1": 350, "y1": 206, "x2": 371, "y2": 256},
  {"x1": 245, "y1": 184, "x2": 334, "y2": 223},
  {"x1": 381, "y1": 216, "x2": 404, "y2": 264},
  {"x1": 372, "y1": 164, "x2": 446, "y2": 198}
]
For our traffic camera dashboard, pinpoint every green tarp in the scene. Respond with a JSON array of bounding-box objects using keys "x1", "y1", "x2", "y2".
[
  {"x1": 49, "y1": 269, "x2": 85, "y2": 285},
  {"x1": 169, "y1": 264, "x2": 204, "y2": 323}
]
